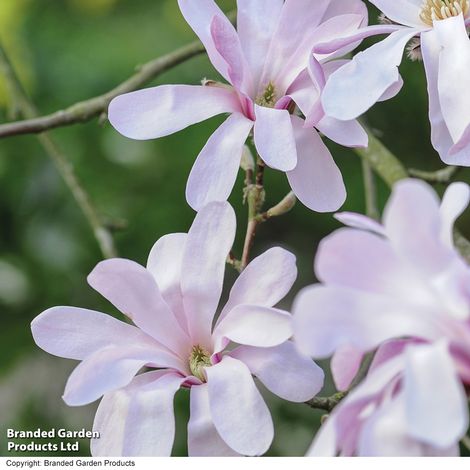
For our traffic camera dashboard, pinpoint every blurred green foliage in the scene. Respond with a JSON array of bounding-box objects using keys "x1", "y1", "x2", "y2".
[{"x1": 0, "y1": 0, "x2": 469, "y2": 457}]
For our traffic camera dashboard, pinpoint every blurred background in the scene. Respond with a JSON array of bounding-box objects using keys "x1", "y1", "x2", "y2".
[{"x1": 0, "y1": 0, "x2": 469, "y2": 457}]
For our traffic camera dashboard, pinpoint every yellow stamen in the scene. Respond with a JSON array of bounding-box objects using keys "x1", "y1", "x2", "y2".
[
  {"x1": 419, "y1": 0, "x2": 469, "y2": 25},
  {"x1": 189, "y1": 345, "x2": 211, "y2": 382}
]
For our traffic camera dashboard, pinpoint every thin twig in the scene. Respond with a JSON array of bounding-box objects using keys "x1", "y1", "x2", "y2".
[
  {"x1": 305, "y1": 392, "x2": 347, "y2": 413},
  {"x1": 0, "y1": 44, "x2": 117, "y2": 259},
  {"x1": 361, "y1": 158, "x2": 379, "y2": 220},
  {"x1": 409, "y1": 165, "x2": 460, "y2": 184},
  {"x1": 0, "y1": 41, "x2": 205, "y2": 138},
  {"x1": 255, "y1": 191, "x2": 296, "y2": 223}
]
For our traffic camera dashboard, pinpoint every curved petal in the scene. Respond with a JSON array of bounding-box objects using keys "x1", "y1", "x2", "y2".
[
  {"x1": 316, "y1": 116, "x2": 368, "y2": 148},
  {"x1": 181, "y1": 202, "x2": 236, "y2": 346},
  {"x1": 177, "y1": 0, "x2": 231, "y2": 81},
  {"x1": 404, "y1": 342, "x2": 469, "y2": 448},
  {"x1": 188, "y1": 384, "x2": 240, "y2": 456},
  {"x1": 218, "y1": 247, "x2": 297, "y2": 323},
  {"x1": 186, "y1": 113, "x2": 253, "y2": 211},
  {"x1": 230, "y1": 342, "x2": 324, "y2": 402},
  {"x1": 369, "y1": 0, "x2": 424, "y2": 28},
  {"x1": 253, "y1": 105, "x2": 297, "y2": 171},
  {"x1": 108, "y1": 85, "x2": 240, "y2": 140},
  {"x1": 383, "y1": 179, "x2": 453, "y2": 275},
  {"x1": 63, "y1": 346, "x2": 184, "y2": 406},
  {"x1": 331, "y1": 345, "x2": 363, "y2": 391},
  {"x1": 236, "y1": 0, "x2": 284, "y2": 90},
  {"x1": 146, "y1": 233, "x2": 188, "y2": 333},
  {"x1": 440, "y1": 182, "x2": 470, "y2": 247},
  {"x1": 31, "y1": 306, "x2": 156, "y2": 361},
  {"x1": 334, "y1": 212, "x2": 386, "y2": 235},
  {"x1": 293, "y1": 284, "x2": 441, "y2": 359},
  {"x1": 210, "y1": 15, "x2": 253, "y2": 95},
  {"x1": 213, "y1": 305, "x2": 292, "y2": 352},
  {"x1": 87, "y1": 259, "x2": 189, "y2": 356},
  {"x1": 287, "y1": 117, "x2": 346, "y2": 212},
  {"x1": 206, "y1": 357, "x2": 273, "y2": 456},
  {"x1": 92, "y1": 371, "x2": 185, "y2": 456},
  {"x1": 321, "y1": 29, "x2": 417, "y2": 121}
]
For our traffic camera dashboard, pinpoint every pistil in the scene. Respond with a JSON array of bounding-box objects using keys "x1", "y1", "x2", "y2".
[{"x1": 189, "y1": 345, "x2": 212, "y2": 382}]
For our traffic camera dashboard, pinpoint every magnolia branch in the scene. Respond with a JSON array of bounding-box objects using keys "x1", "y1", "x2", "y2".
[
  {"x1": 0, "y1": 44, "x2": 117, "y2": 259},
  {"x1": 0, "y1": 40, "x2": 205, "y2": 138}
]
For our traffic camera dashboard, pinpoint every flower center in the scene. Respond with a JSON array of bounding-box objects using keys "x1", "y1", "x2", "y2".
[
  {"x1": 189, "y1": 345, "x2": 211, "y2": 382},
  {"x1": 255, "y1": 82, "x2": 277, "y2": 108},
  {"x1": 419, "y1": 0, "x2": 469, "y2": 25}
]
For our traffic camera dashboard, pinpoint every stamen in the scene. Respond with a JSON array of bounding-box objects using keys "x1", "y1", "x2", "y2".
[
  {"x1": 189, "y1": 345, "x2": 211, "y2": 382},
  {"x1": 419, "y1": 0, "x2": 469, "y2": 25},
  {"x1": 255, "y1": 82, "x2": 277, "y2": 108}
]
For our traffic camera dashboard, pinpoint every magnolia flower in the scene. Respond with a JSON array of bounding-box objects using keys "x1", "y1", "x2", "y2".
[
  {"x1": 31, "y1": 201, "x2": 323, "y2": 457},
  {"x1": 317, "y1": 0, "x2": 470, "y2": 165},
  {"x1": 108, "y1": 0, "x2": 370, "y2": 212},
  {"x1": 310, "y1": 340, "x2": 468, "y2": 456},
  {"x1": 293, "y1": 178, "x2": 470, "y2": 455}
]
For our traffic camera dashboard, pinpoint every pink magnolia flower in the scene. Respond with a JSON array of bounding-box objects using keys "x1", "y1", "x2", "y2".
[
  {"x1": 310, "y1": 340, "x2": 468, "y2": 456},
  {"x1": 108, "y1": 0, "x2": 370, "y2": 212},
  {"x1": 293, "y1": 179, "x2": 470, "y2": 454},
  {"x1": 317, "y1": 1, "x2": 470, "y2": 165},
  {"x1": 31, "y1": 201, "x2": 324, "y2": 457}
]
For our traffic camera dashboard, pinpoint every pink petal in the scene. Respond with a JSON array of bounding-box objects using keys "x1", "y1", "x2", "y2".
[
  {"x1": 108, "y1": 85, "x2": 240, "y2": 140},
  {"x1": 186, "y1": 113, "x2": 253, "y2": 211},
  {"x1": 188, "y1": 384, "x2": 240, "y2": 456},
  {"x1": 287, "y1": 116, "x2": 346, "y2": 212},
  {"x1": 369, "y1": 0, "x2": 425, "y2": 28},
  {"x1": 383, "y1": 179, "x2": 453, "y2": 275},
  {"x1": 440, "y1": 182, "x2": 470, "y2": 247},
  {"x1": 230, "y1": 342, "x2": 324, "y2": 402},
  {"x1": 206, "y1": 357, "x2": 273, "y2": 456},
  {"x1": 321, "y1": 29, "x2": 417, "y2": 121},
  {"x1": 369, "y1": 339, "x2": 413, "y2": 374},
  {"x1": 218, "y1": 247, "x2": 297, "y2": 323},
  {"x1": 316, "y1": 116, "x2": 368, "y2": 148},
  {"x1": 31, "y1": 306, "x2": 156, "y2": 360},
  {"x1": 253, "y1": 105, "x2": 297, "y2": 171},
  {"x1": 63, "y1": 346, "x2": 183, "y2": 406},
  {"x1": 293, "y1": 284, "x2": 440, "y2": 359},
  {"x1": 210, "y1": 15, "x2": 252, "y2": 95},
  {"x1": 331, "y1": 345, "x2": 364, "y2": 391},
  {"x1": 91, "y1": 371, "x2": 185, "y2": 456},
  {"x1": 177, "y1": 0, "x2": 232, "y2": 82},
  {"x1": 236, "y1": 0, "x2": 284, "y2": 90},
  {"x1": 213, "y1": 305, "x2": 292, "y2": 352},
  {"x1": 87, "y1": 258, "x2": 190, "y2": 356},
  {"x1": 404, "y1": 342, "x2": 469, "y2": 448},
  {"x1": 181, "y1": 201, "x2": 236, "y2": 346},
  {"x1": 146, "y1": 233, "x2": 188, "y2": 334},
  {"x1": 333, "y1": 212, "x2": 386, "y2": 235}
]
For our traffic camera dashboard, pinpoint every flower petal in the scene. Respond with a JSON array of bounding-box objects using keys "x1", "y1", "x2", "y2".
[
  {"x1": 213, "y1": 305, "x2": 292, "y2": 351},
  {"x1": 440, "y1": 182, "x2": 470, "y2": 247},
  {"x1": 334, "y1": 212, "x2": 386, "y2": 235},
  {"x1": 186, "y1": 113, "x2": 253, "y2": 211},
  {"x1": 230, "y1": 342, "x2": 324, "y2": 402},
  {"x1": 331, "y1": 345, "x2": 363, "y2": 391},
  {"x1": 177, "y1": 0, "x2": 232, "y2": 81},
  {"x1": 87, "y1": 259, "x2": 189, "y2": 356},
  {"x1": 404, "y1": 342, "x2": 469, "y2": 448},
  {"x1": 321, "y1": 29, "x2": 417, "y2": 121},
  {"x1": 316, "y1": 116, "x2": 368, "y2": 148},
  {"x1": 146, "y1": 233, "x2": 188, "y2": 334},
  {"x1": 293, "y1": 284, "x2": 440, "y2": 358},
  {"x1": 236, "y1": 0, "x2": 284, "y2": 90},
  {"x1": 92, "y1": 371, "x2": 185, "y2": 456},
  {"x1": 218, "y1": 247, "x2": 297, "y2": 323},
  {"x1": 253, "y1": 105, "x2": 297, "y2": 171},
  {"x1": 63, "y1": 346, "x2": 183, "y2": 406},
  {"x1": 369, "y1": 0, "x2": 424, "y2": 28},
  {"x1": 207, "y1": 357, "x2": 273, "y2": 456},
  {"x1": 188, "y1": 384, "x2": 240, "y2": 456},
  {"x1": 287, "y1": 116, "x2": 346, "y2": 212},
  {"x1": 31, "y1": 306, "x2": 155, "y2": 360},
  {"x1": 181, "y1": 201, "x2": 236, "y2": 346},
  {"x1": 108, "y1": 85, "x2": 240, "y2": 140}
]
